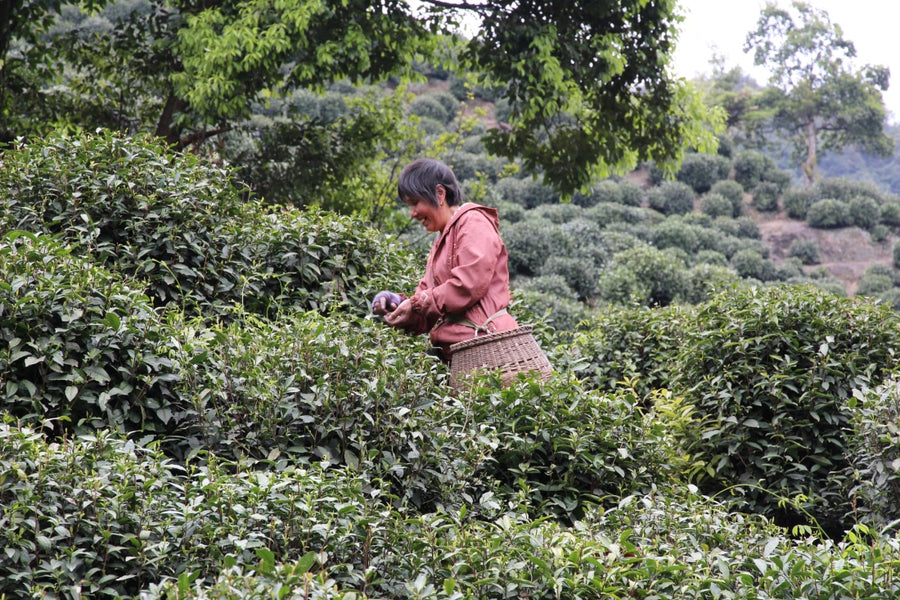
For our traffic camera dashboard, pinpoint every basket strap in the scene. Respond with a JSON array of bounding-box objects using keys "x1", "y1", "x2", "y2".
[{"x1": 446, "y1": 308, "x2": 508, "y2": 337}]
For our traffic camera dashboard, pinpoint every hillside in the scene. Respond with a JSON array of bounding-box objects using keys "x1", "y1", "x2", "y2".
[{"x1": 754, "y1": 208, "x2": 893, "y2": 296}]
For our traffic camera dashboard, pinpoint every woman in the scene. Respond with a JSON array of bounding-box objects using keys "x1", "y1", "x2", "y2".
[{"x1": 372, "y1": 158, "x2": 518, "y2": 361}]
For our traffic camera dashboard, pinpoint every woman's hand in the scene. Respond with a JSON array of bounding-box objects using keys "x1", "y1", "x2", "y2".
[
  {"x1": 371, "y1": 291, "x2": 402, "y2": 315},
  {"x1": 384, "y1": 299, "x2": 413, "y2": 327}
]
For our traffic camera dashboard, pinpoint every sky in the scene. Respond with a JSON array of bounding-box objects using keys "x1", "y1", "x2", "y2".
[{"x1": 672, "y1": 0, "x2": 900, "y2": 124}]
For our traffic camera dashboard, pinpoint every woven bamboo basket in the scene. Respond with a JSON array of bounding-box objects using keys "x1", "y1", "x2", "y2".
[{"x1": 449, "y1": 325, "x2": 552, "y2": 389}]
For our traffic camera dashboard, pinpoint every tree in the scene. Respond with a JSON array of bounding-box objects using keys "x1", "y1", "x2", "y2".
[
  {"x1": 3, "y1": 0, "x2": 721, "y2": 197},
  {"x1": 0, "y1": 0, "x2": 110, "y2": 143},
  {"x1": 744, "y1": 1, "x2": 893, "y2": 185}
]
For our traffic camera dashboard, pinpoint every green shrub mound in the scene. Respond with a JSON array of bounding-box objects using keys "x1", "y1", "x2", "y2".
[
  {"x1": 0, "y1": 424, "x2": 395, "y2": 599},
  {"x1": 673, "y1": 284, "x2": 900, "y2": 533},
  {"x1": 0, "y1": 232, "x2": 180, "y2": 439},
  {"x1": 0, "y1": 130, "x2": 417, "y2": 318}
]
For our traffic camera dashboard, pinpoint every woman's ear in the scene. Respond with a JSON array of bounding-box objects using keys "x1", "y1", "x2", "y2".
[{"x1": 435, "y1": 184, "x2": 446, "y2": 205}]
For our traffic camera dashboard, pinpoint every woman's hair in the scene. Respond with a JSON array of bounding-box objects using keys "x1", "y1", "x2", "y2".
[{"x1": 398, "y1": 158, "x2": 463, "y2": 207}]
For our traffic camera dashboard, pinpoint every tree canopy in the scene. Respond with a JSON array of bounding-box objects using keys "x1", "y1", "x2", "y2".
[
  {"x1": 744, "y1": 0, "x2": 893, "y2": 184},
  {"x1": 0, "y1": 0, "x2": 720, "y2": 196}
]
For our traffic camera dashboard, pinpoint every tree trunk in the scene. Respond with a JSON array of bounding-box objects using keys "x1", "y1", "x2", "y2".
[{"x1": 802, "y1": 120, "x2": 817, "y2": 185}]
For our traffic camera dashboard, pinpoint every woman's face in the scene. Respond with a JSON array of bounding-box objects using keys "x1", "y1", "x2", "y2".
[{"x1": 404, "y1": 185, "x2": 450, "y2": 232}]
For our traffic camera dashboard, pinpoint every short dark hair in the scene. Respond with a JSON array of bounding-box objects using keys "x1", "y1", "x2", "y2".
[{"x1": 397, "y1": 158, "x2": 463, "y2": 207}]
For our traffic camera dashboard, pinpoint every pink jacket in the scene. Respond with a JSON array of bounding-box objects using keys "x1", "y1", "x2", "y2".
[{"x1": 402, "y1": 203, "x2": 518, "y2": 358}]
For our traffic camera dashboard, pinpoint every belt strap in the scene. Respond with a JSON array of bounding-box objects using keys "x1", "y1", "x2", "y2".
[{"x1": 447, "y1": 308, "x2": 508, "y2": 337}]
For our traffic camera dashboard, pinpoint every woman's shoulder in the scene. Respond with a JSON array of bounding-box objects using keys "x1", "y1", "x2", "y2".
[{"x1": 455, "y1": 203, "x2": 499, "y2": 227}]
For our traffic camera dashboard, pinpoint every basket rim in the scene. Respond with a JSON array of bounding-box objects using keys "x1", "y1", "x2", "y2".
[{"x1": 449, "y1": 324, "x2": 534, "y2": 352}]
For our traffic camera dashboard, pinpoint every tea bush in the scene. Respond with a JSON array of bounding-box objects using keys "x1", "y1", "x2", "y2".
[
  {"x1": 0, "y1": 130, "x2": 417, "y2": 319},
  {"x1": 782, "y1": 186, "x2": 817, "y2": 220},
  {"x1": 788, "y1": 238, "x2": 820, "y2": 265},
  {"x1": 881, "y1": 201, "x2": 900, "y2": 227},
  {"x1": 699, "y1": 191, "x2": 734, "y2": 219},
  {"x1": 676, "y1": 152, "x2": 731, "y2": 194},
  {"x1": 566, "y1": 304, "x2": 690, "y2": 398},
  {"x1": 750, "y1": 181, "x2": 780, "y2": 212},
  {"x1": 539, "y1": 255, "x2": 600, "y2": 300},
  {"x1": 849, "y1": 195, "x2": 881, "y2": 230},
  {"x1": 673, "y1": 285, "x2": 900, "y2": 532},
  {"x1": 0, "y1": 423, "x2": 399, "y2": 598},
  {"x1": 847, "y1": 379, "x2": 900, "y2": 527},
  {"x1": 598, "y1": 244, "x2": 689, "y2": 307},
  {"x1": 646, "y1": 181, "x2": 695, "y2": 216},
  {"x1": 710, "y1": 179, "x2": 745, "y2": 216},
  {"x1": 814, "y1": 177, "x2": 884, "y2": 204},
  {"x1": 0, "y1": 232, "x2": 180, "y2": 440},
  {"x1": 807, "y1": 198, "x2": 852, "y2": 229}
]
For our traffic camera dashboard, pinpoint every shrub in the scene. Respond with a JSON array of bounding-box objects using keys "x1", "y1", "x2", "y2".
[
  {"x1": 530, "y1": 202, "x2": 583, "y2": 224},
  {"x1": 515, "y1": 273, "x2": 578, "y2": 302},
  {"x1": 598, "y1": 244, "x2": 689, "y2": 307},
  {"x1": 732, "y1": 149, "x2": 768, "y2": 190},
  {"x1": 699, "y1": 192, "x2": 734, "y2": 219},
  {"x1": 583, "y1": 203, "x2": 661, "y2": 229},
  {"x1": 0, "y1": 424, "x2": 396, "y2": 598},
  {"x1": 0, "y1": 232, "x2": 181, "y2": 442},
  {"x1": 567, "y1": 304, "x2": 690, "y2": 397},
  {"x1": 894, "y1": 241, "x2": 900, "y2": 269},
  {"x1": 539, "y1": 256, "x2": 601, "y2": 300},
  {"x1": 649, "y1": 218, "x2": 701, "y2": 254},
  {"x1": 814, "y1": 177, "x2": 884, "y2": 204},
  {"x1": 807, "y1": 199, "x2": 852, "y2": 229},
  {"x1": 788, "y1": 238, "x2": 820, "y2": 265},
  {"x1": 504, "y1": 218, "x2": 573, "y2": 276},
  {"x1": 682, "y1": 263, "x2": 744, "y2": 304},
  {"x1": 857, "y1": 273, "x2": 894, "y2": 297},
  {"x1": 673, "y1": 285, "x2": 900, "y2": 532},
  {"x1": 495, "y1": 177, "x2": 559, "y2": 209},
  {"x1": 782, "y1": 186, "x2": 817, "y2": 220},
  {"x1": 849, "y1": 195, "x2": 880, "y2": 230},
  {"x1": 775, "y1": 257, "x2": 806, "y2": 280},
  {"x1": 618, "y1": 179, "x2": 645, "y2": 206},
  {"x1": 675, "y1": 152, "x2": 731, "y2": 194},
  {"x1": 573, "y1": 179, "x2": 621, "y2": 207},
  {"x1": 880, "y1": 201, "x2": 900, "y2": 227},
  {"x1": 847, "y1": 379, "x2": 900, "y2": 526},
  {"x1": 646, "y1": 181, "x2": 696, "y2": 216},
  {"x1": 732, "y1": 150, "x2": 790, "y2": 194},
  {"x1": 710, "y1": 179, "x2": 745, "y2": 216},
  {"x1": 750, "y1": 181, "x2": 780, "y2": 212},
  {"x1": 409, "y1": 94, "x2": 451, "y2": 123},
  {"x1": 730, "y1": 248, "x2": 777, "y2": 281},
  {"x1": 0, "y1": 130, "x2": 413, "y2": 319}
]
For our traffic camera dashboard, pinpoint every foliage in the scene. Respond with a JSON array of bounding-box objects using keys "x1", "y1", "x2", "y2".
[
  {"x1": 503, "y1": 217, "x2": 574, "y2": 276},
  {"x1": 849, "y1": 195, "x2": 881, "y2": 230},
  {"x1": 675, "y1": 151, "x2": 731, "y2": 194},
  {"x1": 709, "y1": 179, "x2": 744, "y2": 217},
  {"x1": 598, "y1": 244, "x2": 689, "y2": 307},
  {"x1": 744, "y1": 1, "x2": 893, "y2": 184},
  {"x1": 699, "y1": 191, "x2": 735, "y2": 219},
  {"x1": 750, "y1": 181, "x2": 780, "y2": 212},
  {"x1": 847, "y1": 379, "x2": 900, "y2": 527},
  {"x1": 782, "y1": 186, "x2": 817, "y2": 219},
  {"x1": 565, "y1": 304, "x2": 690, "y2": 399},
  {"x1": 0, "y1": 232, "x2": 180, "y2": 441},
  {"x1": 673, "y1": 284, "x2": 900, "y2": 531},
  {"x1": 468, "y1": 1, "x2": 722, "y2": 195},
  {"x1": 646, "y1": 180, "x2": 696, "y2": 216},
  {"x1": 0, "y1": 423, "x2": 397, "y2": 598},
  {"x1": 539, "y1": 255, "x2": 600, "y2": 301},
  {"x1": 0, "y1": 129, "x2": 418, "y2": 318},
  {"x1": 788, "y1": 238, "x2": 820, "y2": 265},
  {"x1": 732, "y1": 149, "x2": 788, "y2": 193},
  {"x1": 729, "y1": 248, "x2": 777, "y2": 281},
  {"x1": 807, "y1": 198, "x2": 853, "y2": 229}
]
